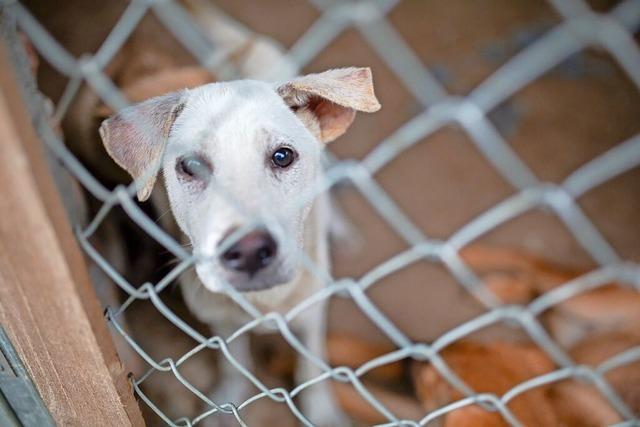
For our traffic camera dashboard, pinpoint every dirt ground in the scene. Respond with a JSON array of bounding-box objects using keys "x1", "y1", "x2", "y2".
[{"x1": 22, "y1": 0, "x2": 640, "y2": 422}]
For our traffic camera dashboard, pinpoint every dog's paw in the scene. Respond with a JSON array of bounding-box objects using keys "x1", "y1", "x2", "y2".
[
  {"x1": 199, "y1": 378, "x2": 252, "y2": 427},
  {"x1": 301, "y1": 384, "x2": 352, "y2": 427},
  {"x1": 309, "y1": 412, "x2": 352, "y2": 427},
  {"x1": 306, "y1": 407, "x2": 352, "y2": 427},
  {"x1": 198, "y1": 412, "x2": 242, "y2": 427}
]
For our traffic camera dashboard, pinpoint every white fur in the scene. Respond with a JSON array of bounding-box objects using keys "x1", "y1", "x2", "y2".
[
  {"x1": 166, "y1": 80, "x2": 340, "y2": 426},
  {"x1": 163, "y1": 81, "x2": 321, "y2": 295}
]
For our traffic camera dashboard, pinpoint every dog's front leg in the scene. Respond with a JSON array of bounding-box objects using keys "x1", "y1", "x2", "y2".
[
  {"x1": 297, "y1": 303, "x2": 349, "y2": 426},
  {"x1": 203, "y1": 324, "x2": 253, "y2": 427}
]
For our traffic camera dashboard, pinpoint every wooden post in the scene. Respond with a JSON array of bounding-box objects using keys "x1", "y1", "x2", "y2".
[{"x1": 0, "y1": 41, "x2": 144, "y2": 426}]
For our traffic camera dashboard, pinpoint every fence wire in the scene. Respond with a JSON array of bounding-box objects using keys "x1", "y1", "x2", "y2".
[{"x1": 2, "y1": 0, "x2": 640, "y2": 425}]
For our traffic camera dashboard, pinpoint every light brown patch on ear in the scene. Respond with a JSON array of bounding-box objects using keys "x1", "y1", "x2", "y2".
[
  {"x1": 293, "y1": 107, "x2": 323, "y2": 141},
  {"x1": 313, "y1": 100, "x2": 356, "y2": 143},
  {"x1": 277, "y1": 67, "x2": 381, "y2": 143},
  {"x1": 99, "y1": 91, "x2": 185, "y2": 201}
]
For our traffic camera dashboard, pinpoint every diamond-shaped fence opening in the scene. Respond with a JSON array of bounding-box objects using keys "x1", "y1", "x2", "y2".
[{"x1": 1, "y1": 0, "x2": 640, "y2": 425}]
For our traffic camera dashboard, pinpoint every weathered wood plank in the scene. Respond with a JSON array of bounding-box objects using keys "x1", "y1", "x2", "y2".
[{"x1": 0, "y1": 41, "x2": 144, "y2": 426}]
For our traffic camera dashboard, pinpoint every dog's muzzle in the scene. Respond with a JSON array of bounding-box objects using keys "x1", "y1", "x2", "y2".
[{"x1": 219, "y1": 229, "x2": 277, "y2": 278}]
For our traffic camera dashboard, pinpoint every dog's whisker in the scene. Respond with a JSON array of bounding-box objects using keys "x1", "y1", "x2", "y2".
[
  {"x1": 156, "y1": 257, "x2": 183, "y2": 270},
  {"x1": 154, "y1": 208, "x2": 173, "y2": 223}
]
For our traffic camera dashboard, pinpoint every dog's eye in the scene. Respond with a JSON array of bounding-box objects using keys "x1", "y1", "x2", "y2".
[
  {"x1": 176, "y1": 154, "x2": 211, "y2": 181},
  {"x1": 271, "y1": 147, "x2": 296, "y2": 168}
]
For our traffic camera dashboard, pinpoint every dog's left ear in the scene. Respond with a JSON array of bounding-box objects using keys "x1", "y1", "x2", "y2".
[
  {"x1": 277, "y1": 67, "x2": 381, "y2": 143},
  {"x1": 99, "y1": 91, "x2": 185, "y2": 201}
]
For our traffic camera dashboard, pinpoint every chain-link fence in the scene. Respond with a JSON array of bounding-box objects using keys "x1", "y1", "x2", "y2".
[{"x1": 2, "y1": 0, "x2": 640, "y2": 425}]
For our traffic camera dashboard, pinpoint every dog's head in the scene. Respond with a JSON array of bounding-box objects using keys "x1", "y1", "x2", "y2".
[{"x1": 99, "y1": 67, "x2": 380, "y2": 293}]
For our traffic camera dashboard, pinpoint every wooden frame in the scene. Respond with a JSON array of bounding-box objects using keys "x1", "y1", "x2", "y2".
[{"x1": 0, "y1": 40, "x2": 144, "y2": 426}]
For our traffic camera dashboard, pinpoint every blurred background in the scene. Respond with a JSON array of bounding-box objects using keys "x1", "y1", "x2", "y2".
[{"x1": 11, "y1": 0, "x2": 640, "y2": 425}]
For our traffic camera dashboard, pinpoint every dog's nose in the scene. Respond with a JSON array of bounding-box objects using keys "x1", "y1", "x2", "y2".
[{"x1": 220, "y1": 230, "x2": 277, "y2": 276}]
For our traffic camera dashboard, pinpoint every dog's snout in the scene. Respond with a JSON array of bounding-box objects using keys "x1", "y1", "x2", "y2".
[{"x1": 220, "y1": 230, "x2": 277, "y2": 276}]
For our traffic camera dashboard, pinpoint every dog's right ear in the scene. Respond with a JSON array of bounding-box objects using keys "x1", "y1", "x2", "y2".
[{"x1": 99, "y1": 91, "x2": 185, "y2": 201}]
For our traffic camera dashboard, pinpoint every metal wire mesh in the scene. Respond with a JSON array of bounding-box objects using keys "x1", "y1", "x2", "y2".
[{"x1": 2, "y1": 0, "x2": 640, "y2": 425}]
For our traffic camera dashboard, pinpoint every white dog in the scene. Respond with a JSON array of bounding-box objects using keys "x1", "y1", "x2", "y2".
[{"x1": 99, "y1": 67, "x2": 380, "y2": 426}]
